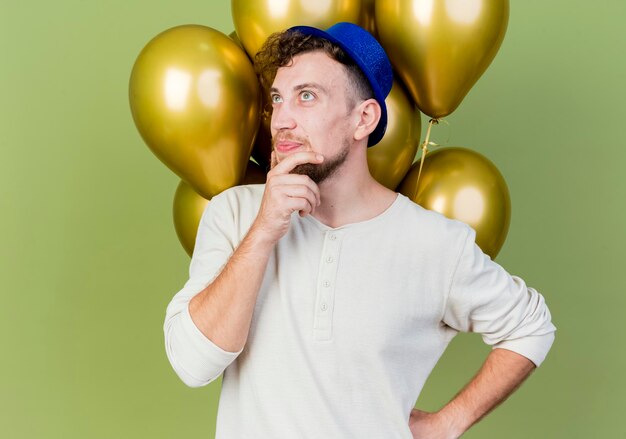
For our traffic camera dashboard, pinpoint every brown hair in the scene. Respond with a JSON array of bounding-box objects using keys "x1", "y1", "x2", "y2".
[{"x1": 254, "y1": 30, "x2": 374, "y2": 110}]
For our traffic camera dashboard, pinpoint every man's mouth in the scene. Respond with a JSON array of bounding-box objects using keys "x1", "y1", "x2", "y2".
[{"x1": 274, "y1": 140, "x2": 303, "y2": 153}]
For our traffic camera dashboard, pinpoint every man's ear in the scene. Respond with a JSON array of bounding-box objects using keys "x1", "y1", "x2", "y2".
[{"x1": 353, "y1": 99, "x2": 381, "y2": 142}]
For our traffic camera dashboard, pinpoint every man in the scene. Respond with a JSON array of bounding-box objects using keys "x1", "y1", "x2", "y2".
[{"x1": 164, "y1": 22, "x2": 556, "y2": 438}]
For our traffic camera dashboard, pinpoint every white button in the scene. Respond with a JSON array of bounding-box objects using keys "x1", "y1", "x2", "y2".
[
  {"x1": 329, "y1": 234, "x2": 336, "y2": 241},
  {"x1": 323, "y1": 280, "x2": 331, "y2": 288},
  {"x1": 326, "y1": 256, "x2": 334, "y2": 263},
  {"x1": 321, "y1": 302, "x2": 328, "y2": 311}
]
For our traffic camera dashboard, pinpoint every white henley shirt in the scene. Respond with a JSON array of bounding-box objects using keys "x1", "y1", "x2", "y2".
[{"x1": 164, "y1": 184, "x2": 556, "y2": 438}]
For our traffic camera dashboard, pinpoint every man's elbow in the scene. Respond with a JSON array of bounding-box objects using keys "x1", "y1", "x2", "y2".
[
  {"x1": 492, "y1": 330, "x2": 556, "y2": 368},
  {"x1": 163, "y1": 311, "x2": 240, "y2": 388},
  {"x1": 170, "y1": 362, "x2": 222, "y2": 389}
]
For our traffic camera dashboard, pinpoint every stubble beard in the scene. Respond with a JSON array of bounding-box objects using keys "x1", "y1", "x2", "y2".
[{"x1": 273, "y1": 137, "x2": 351, "y2": 184}]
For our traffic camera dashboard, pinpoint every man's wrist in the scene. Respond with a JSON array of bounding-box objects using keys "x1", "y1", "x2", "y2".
[
  {"x1": 246, "y1": 221, "x2": 279, "y2": 249},
  {"x1": 435, "y1": 405, "x2": 469, "y2": 439},
  {"x1": 409, "y1": 408, "x2": 461, "y2": 439}
]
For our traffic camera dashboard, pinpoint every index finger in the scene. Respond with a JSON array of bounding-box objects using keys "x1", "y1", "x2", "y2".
[{"x1": 270, "y1": 151, "x2": 324, "y2": 175}]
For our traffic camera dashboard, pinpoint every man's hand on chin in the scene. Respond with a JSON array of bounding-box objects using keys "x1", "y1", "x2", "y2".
[{"x1": 409, "y1": 408, "x2": 459, "y2": 439}]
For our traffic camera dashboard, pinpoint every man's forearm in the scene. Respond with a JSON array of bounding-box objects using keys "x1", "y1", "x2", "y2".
[
  {"x1": 436, "y1": 348, "x2": 536, "y2": 437},
  {"x1": 188, "y1": 223, "x2": 275, "y2": 353}
]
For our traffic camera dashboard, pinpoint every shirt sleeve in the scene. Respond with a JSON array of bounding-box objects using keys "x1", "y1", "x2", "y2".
[
  {"x1": 442, "y1": 226, "x2": 556, "y2": 367},
  {"x1": 163, "y1": 191, "x2": 244, "y2": 388}
]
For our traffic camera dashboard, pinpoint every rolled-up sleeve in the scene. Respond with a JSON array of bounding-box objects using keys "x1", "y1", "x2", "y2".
[
  {"x1": 443, "y1": 226, "x2": 556, "y2": 367},
  {"x1": 164, "y1": 191, "x2": 243, "y2": 387}
]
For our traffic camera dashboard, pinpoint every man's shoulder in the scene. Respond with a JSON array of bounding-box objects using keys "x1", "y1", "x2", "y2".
[
  {"x1": 212, "y1": 184, "x2": 265, "y2": 211},
  {"x1": 201, "y1": 184, "x2": 264, "y2": 235},
  {"x1": 396, "y1": 193, "x2": 472, "y2": 238},
  {"x1": 217, "y1": 183, "x2": 265, "y2": 200}
]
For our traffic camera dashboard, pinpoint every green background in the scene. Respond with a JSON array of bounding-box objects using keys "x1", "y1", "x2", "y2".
[{"x1": 1, "y1": 1, "x2": 623, "y2": 437}]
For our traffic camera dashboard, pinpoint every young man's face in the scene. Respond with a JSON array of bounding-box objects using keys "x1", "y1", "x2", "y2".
[{"x1": 269, "y1": 50, "x2": 358, "y2": 183}]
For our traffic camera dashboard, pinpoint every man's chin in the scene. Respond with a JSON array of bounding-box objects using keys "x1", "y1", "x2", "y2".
[
  {"x1": 291, "y1": 148, "x2": 348, "y2": 184},
  {"x1": 291, "y1": 163, "x2": 319, "y2": 178}
]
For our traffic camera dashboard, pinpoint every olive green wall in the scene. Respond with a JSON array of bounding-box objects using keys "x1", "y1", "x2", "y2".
[{"x1": 1, "y1": 1, "x2": 623, "y2": 437}]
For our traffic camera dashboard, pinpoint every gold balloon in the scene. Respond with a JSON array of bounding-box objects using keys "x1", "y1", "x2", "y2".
[
  {"x1": 367, "y1": 77, "x2": 421, "y2": 189},
  {"x1": 173, "y1": 161, "x2": 267, "y2": 257},
  {"x1": 376, "y1": 0, "x2": 509, "y2": 118},
  {"x1": 228, "y1": 30, "x2": 244, "y2": 50},
  {"x1": 232, "y1": 0, "x2": 362, "y2": 59},
  {"x1": 228, "y1": 30, "x2": 254, "y2": 63},
  {"x1": 225, "y1": 32, "x2": 272, "y2": 168},
  {"x1": 173, "y1": 180, "x2": 210, "y2": 258},
  {"x1": 359, "y1": 0, "x2": 378, "y2": 37},
  {"x1": 250, "y1": 96, "x2": 273, "y2": 169},
  {"x1": 398, "y1": 147, "x2": 511, "y2": 259},
  {"x1": 129, "y1": 25, "x2": 260, "y2": 200}
]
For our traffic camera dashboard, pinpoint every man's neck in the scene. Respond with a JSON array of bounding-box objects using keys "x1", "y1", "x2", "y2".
[{"x1": 310, "y1": 154, "x2": 397, "y2": 229}]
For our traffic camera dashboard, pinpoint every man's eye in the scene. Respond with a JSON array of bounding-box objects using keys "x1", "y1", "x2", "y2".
[
  {"x1": 301, "y1": 91, "x2": 315, "y2": 101},
  {"x1": 271, "y1": 94, "x2": 282, "y2": 104}
]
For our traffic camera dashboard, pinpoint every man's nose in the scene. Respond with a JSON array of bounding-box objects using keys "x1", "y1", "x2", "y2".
[{"x1": 270, "y1": 103, "x2": 297, "y2": 132}]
